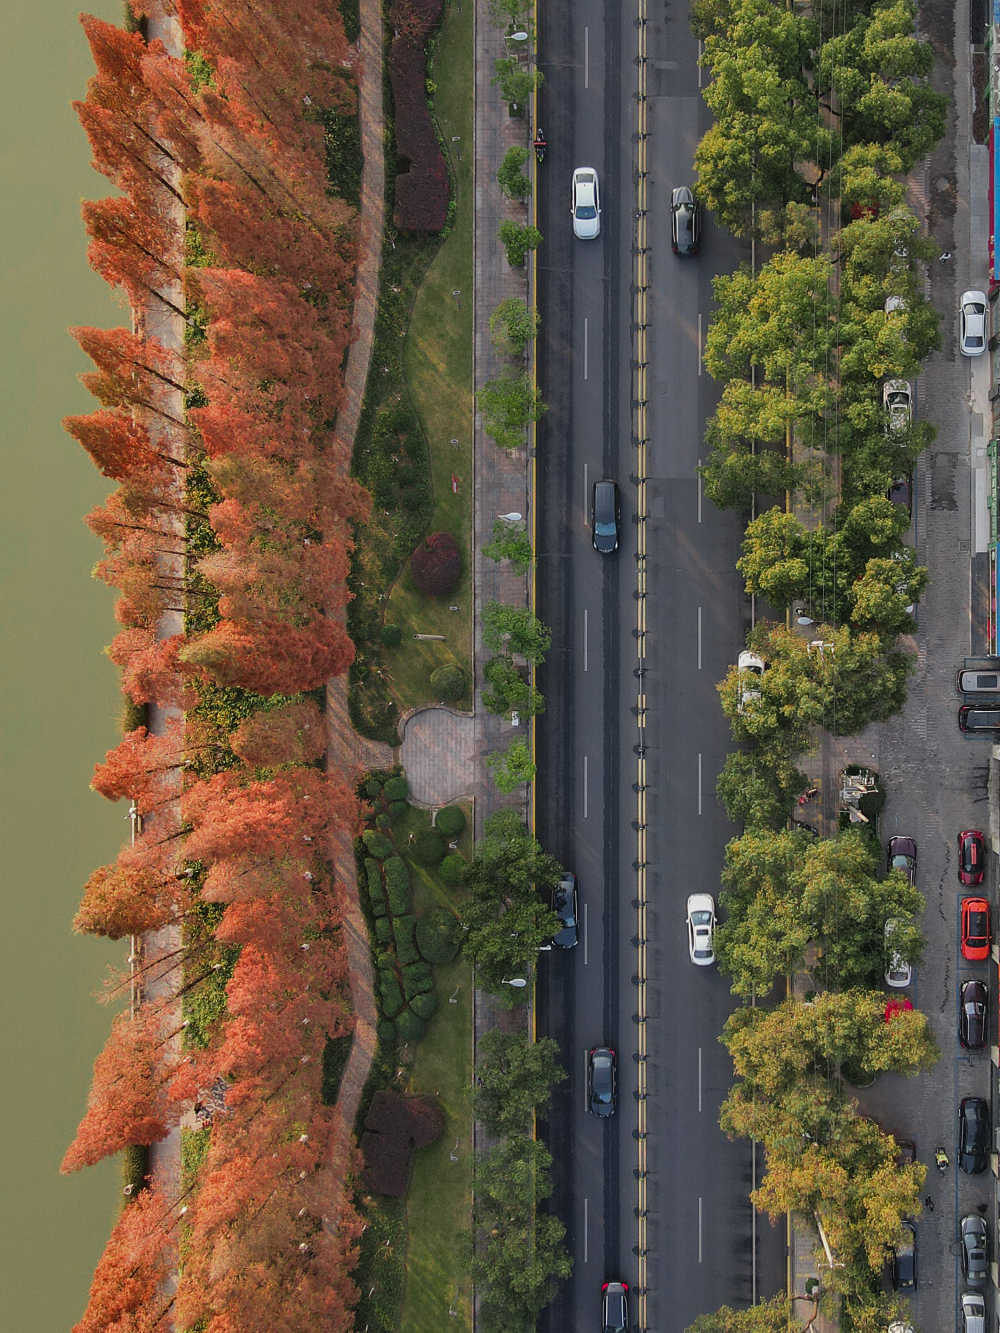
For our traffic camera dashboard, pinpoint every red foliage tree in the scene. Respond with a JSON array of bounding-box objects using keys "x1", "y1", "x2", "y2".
[
  {"x1": 74, "y1": 855, "x2": 190, "y2": 939},
  {"x1": 183, "y1": 767, "x2": 358, "y2": 868},
  {"x1": 410, "y1": 530, "x2": 462, "y2": 595},
  {"x1": 64, "y1": 407, "x2": 188, "y2": 480},
  {"x1": 230, "y1": 699, "x2": 327, "y2": 768},
  {"x1": 91, "y1": 717, "x2": 220, "y2": 814},
  {"x1": 180, "y1": 614, "x2": 355, "y2": 695},
  {"x1": 107, "y1": 628, "x2": 191, "y2": 707},
  {"x1": 62, "y1": 1002, "x2": 184, "y2": 1172},
  {"x1": 73, "y1": 1185, "x2": 177, "y2": 1333},
  {"x1": 82, "y1": 194, "x2": 185, "y2": 316}
]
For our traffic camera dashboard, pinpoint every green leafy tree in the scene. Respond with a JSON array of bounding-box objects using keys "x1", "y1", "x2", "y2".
[
  {"x1": 489, "y1": 298, "x2": 540, "y2": 356},
  {"x1": 491, "y1": 57, "x2": 542, "y2": 108},
  {"x1": 482, "y1": 601, "x2": 551, "y2": 662},
  {"x1": 487, "y1": 0, "x2": 526, "y2": 26},
  {"x1": 482, "y1": 654, "x2": 545, "y2": 717},
  {"x1": 716, "y1": 750, "x2": 807, "y2": 829},
  {"x1": 687, "y1": 1292, "x2": 798, "y2": 1332},
  {"x1": 474, "y1": 1030, "x2": 566, "y2": 1134},
  {"x1": 460, "y1": 810, "x2": 562, "y2": 994},
  {"x1": 849, "y1": 554, "x2": 925, "y2": 635},
  {"x1": 477, "y1": 372, "x2": 546, "y2": 449},
  {"x1": 496, "y1": 145, "x2": 530, "y2": 200},
  {"x1": 737, "y1": 507, "x2": 814, "y2": 608},
  {"x1": 756, "y1": 201, "x2": 820, "y2": 253},
  {"x1": 487, "y1": 739, "x2": 536, "y2": 792},
  {"x1": 483, "y1": 517, "x2": 532, "y2": 573},
  {"x1": 498, "y1": 220, "x2": 543, "y2": 268}
]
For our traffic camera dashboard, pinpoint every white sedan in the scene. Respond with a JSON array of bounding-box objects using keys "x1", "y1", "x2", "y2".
[
  {"x1": 960, "y1": 289, "x2": 988, "y2": 356},
  {"x1": 736, "y1": 649, "x2": 765, "y2": 713},
  {"x1": 686, "y1": 894, "x2": 716, "y2": 966},
  {"x1": 570, "y1": 167, "x2": 601, "y2": 240}
]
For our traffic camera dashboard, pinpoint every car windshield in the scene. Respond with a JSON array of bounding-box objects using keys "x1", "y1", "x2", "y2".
[
  {"x1": 576, "y1": 199, "x2": 597, "y2": 219},
  {"x1": 891, "y1": 855, "x2": 911, "y2": 870},
  {"x1": 968, "y1": 910, "x2": 988, "y2": 938},
  {"x1": 595, "y1": 519, "x2": 616, "y2": 534},
  {"x1": 691, "y1": 910, "x2": 712, "y2": 925}
]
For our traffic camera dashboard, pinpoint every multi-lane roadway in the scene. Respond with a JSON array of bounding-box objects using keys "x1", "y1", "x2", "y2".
[{"x1": 533, "y1": 0, "x2": 786, "y2": 1327}]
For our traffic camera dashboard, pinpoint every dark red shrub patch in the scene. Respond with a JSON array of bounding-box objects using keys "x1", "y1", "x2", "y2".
[{"x1": 410, "y1": 531, "x2": 461, "y2": 596}]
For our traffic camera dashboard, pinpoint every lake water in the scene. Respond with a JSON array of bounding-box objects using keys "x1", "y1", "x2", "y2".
[{"x1": 0, "y1": 0, "x2": 132, "y2": 1326}]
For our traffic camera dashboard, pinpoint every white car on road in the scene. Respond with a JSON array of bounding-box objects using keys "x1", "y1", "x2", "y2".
[
  {"x1": 570, "y1": 167, "x2": 601, "y2": 239},
  {"x1": 686, "y1": 894, "x2": 716, "y2": 966},
  {"x1": 960, "y1": 290, "x2": 988, "y2": 356}
]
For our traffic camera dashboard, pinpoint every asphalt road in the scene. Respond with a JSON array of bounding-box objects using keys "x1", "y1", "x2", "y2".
[{"x1": 533, "y1": 0, "x2": 786, "y2": 1327}]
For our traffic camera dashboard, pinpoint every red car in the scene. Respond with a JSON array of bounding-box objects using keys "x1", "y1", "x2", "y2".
[
  {"x1": 961, "y1": 897, "x2": 992, "y2": 961},
  {"x1": 959, "y1": 830, "x2": 986, "y2": 885}
]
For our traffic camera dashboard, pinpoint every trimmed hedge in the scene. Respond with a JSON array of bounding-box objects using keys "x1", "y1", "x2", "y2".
[
  {"x1": 429, "y1": 663, "x2": 466, "y2": 701},
  {"x1": 415, "y1": 906, "x2": 462, "y2": 963},
  {"x1": 379, "y1": 967, "x2": 404, "y2": 1017},
  {"x1": 375, "y1": 813, "x2": 392, "y2": 831},
  {"x1": 402, "y1": 961, "x2": 433, "y2": 998},
  {"x1": 384, "y1": 856, "x2": 412, "y2": 916},
  {"x1": 377, "y1": 1017, "x2": 397, "y2": 1046},
  {"x1": 365, "y1": 858, "x2": 388, "y2": 916},
  {"x1": 375, "y1": 915, "x2": 394, "y2": 945},
  {"x1": 393, "y1": 913, "x2": 420, "y2": 966},
  {"x1": 396, "y1": 1007, "x2": 428, "y2": 1042},
  {"x1": 363, "y1": 830, "x2": 394, "y2": 860},
  {"x1": 435, "y1": 805, "x2": 466, "y2": 837}
]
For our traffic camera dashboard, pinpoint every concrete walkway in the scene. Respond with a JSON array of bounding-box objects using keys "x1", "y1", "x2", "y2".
[{"x1": 321, "y1": 0, "x2": 392, "y2": 1223}]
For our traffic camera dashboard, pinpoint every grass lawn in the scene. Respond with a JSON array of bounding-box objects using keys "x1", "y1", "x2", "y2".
[
  {"x1": 400, "y1": 807, "x2": 473, "y2": 1332},
  {"x1": 385, "y1": 0, "x2": 475, "y2": 715}
]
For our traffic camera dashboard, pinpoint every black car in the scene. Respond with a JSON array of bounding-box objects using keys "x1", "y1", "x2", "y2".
[
  {"x1": 960, "y1": 979, "x2": 988, "y2": 1049},
  {"x1": 588, "y1": 1046, "x2": 616, "y2": 1117},
  {"x1": 962, "y1": 1213, "x2": 989, "y2": 1288},
  {"x1": 891, "y1": 1219, "x2": 916, "y2": 1290},
  {"x1": 960, "y1": 704, "x2": 1000, "y2": 733},
  {"x1": 887, "y1": 835, "x2": 917, "y2": 886},
  {"x1": 670, "y1": 185, "x2": 701, "y2": 255},
  {"x1": 601, "y1": 1280, "x2": 629, "y2": 1332},
  {"x1": 959, "y1": 1096, "x2": 991, "y2": 1173},
  {"x1": 887, "y1": 476, "x2": 912, "y2": 513},
  {"x1": 591, "y1": 479, "x2": 621, "y2": 554},
  {"x1": 544, "y1": 873, "x2": 578, "y2": 950}
]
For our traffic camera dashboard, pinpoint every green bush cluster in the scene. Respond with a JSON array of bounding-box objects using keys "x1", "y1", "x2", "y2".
[
  {"x1": 384, "y1": 774, "x2": 409, "y2": 801},
  {"x1": 363, "y1": 829, "x2": 394, "y2": 860},
  {"x1": 435, "y1": 805, "x2": 466, "y2": 836},
  {"x1": 393, "y1": 913, "x2": 420, "y2": 965},
  {"x1": 412, "y1": 829, "x2": 446, "y2": 865},
  {"x1": 416, "y1": 907, "x2": 462, "y2": 963},
  {"x1": 378, "y1": 966, "x2": 404, "y2": 1017},
  {"x1": 439, "y1": 852, "x2": 466, "y2": 885}
]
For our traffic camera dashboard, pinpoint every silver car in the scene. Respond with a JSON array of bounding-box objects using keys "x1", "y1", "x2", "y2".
[
  {"x1": 882, "y1": 379, "x2": 912, "y2": 433},
  {"x1": 570, "y1": 167, "x2": 601, "y2": 240},
  {"x1": 962, "y1": 1292, "x2": 985, "y2": 1333},
  {"x1": 960, "y1": 290, "x2": 988, "y2": 356}
]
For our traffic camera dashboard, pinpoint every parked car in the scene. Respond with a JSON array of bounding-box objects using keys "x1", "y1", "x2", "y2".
[
  {"x1": 957, "y1": 667, "x2": 1000, "y2": 694},
  {"x1": 887, "y1": 1324, "x2": 914, "y2": 1333},
  {"x1": 542, "y1": 873, "x2": 578, "y2": 950},
  {"x1": 961, "y1": 897, "x2": 991, "y2": 961},
  {"x1": 591, "y1": 479, "x2": 620, "y2": 554},
  {"x1": 670, "y1": 185, "x2": 701, "y2": 255},
  {"x1": 885, "y1": 294, "x2": 907, "y2": 317},
  {"x1": 883, "y1": 380, "x2": 912, "y2": 433},
  {"x1": 601, "y1": 1280, "x2": 629, "y2": 1332},
  {"x1": 960, "y1": 289, "x2": 988, "y2": 356},
  {"x1": 961, "y1": 1214, "x2": 989, "y2": 1288},
  {"x1": 887, "y1": 835, "x2": 916, "y2": 886},
  {"x1": 736, "y1": 650, "x2": 765, "y2": 713},
  {"x1": 960, "y1": 979, "x2": 988, "y2": 1049},
  {"x1": 686, "y1": 893, "x2": 716, "y2": 966},
  {"x1": 884, "y1": 918, "x2": 912, "y2": 988},
  {"x1": 891, "y1": 1219, "x2": 917, "y2": 1290},
  {"x1": 887, "y1": 475, "x2": 912, "y2": 512},
  {"x1": 959, "y1": 1096, "x2": 990, "y2": 1173},
  {"x1": 958, "y1": 830, "x2": 986, "y2": 885},
  {"x1": 587, "y1": 1047, "x2": 616, "y2": 1118},
  {"x1": 570, "y1": 167, "x2": 601, "y2": 239},
  {"x1": 961, "y1": 1291, "x2": 986, "y2": 1333},
  {"x1": 960, "y1": 704, "x2": 1000, "y2": 732},
  {"x1": 894, "y1": 1138, "x2": 916, "y2": 1167}
]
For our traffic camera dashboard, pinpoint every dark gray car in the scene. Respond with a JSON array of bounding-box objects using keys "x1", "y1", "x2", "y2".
[
  {"x1": 891, "y1": 1219, "x2": 916, "y2": 1290},
  {"x1": 601, "y1": 1281, "x2": 629, "y2": 1332},
  {"x1": 670, "y1": 185, "x2": 701, "y2": 255},
  {"x1": 587, "y1": 1047, "x2": 616, "y2": 1117},
  {"x1": 961, "y1": 1214, "x2": 989, "y2": 1288},
  {"x1": 591, "y1": 480, "x2": 620, "y2": 554},
  {"x1": 960, "y1": 979, "x2": 988, "y2": 1049},
  {"x1": 545, "y1": 873, "x2": 578, "y2": 949},
  {"x1": 960, "y1": 704, "x2": 1000, "y2": 732}
]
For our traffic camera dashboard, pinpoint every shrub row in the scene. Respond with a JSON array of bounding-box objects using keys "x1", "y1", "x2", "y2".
[{"x1": 388, "y1": 0, "x2": 449, "y2": 233}]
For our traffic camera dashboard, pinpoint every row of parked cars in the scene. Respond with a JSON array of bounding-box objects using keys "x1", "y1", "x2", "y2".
[{"x1": 884, "y1": 824, "x2": 992, "y2": 1333}]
